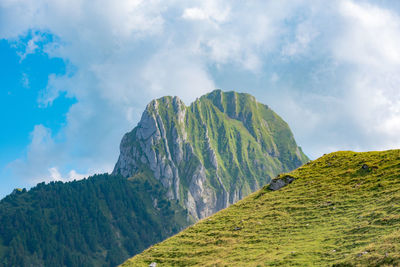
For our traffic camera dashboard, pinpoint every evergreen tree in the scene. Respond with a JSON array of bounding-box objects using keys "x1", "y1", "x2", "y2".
[{"x1": 0, "y1": 174, "x2": 189, "y2": 267}]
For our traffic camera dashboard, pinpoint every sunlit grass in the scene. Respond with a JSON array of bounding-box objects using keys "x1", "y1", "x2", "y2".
[{"x1": 123, "y1": 150, "x2": 400, "y2": 266}]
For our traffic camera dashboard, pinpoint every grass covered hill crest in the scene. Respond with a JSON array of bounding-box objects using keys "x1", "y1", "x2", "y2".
[{"x1": 124, "y1": 149, "x2": 400, "y2": 266}]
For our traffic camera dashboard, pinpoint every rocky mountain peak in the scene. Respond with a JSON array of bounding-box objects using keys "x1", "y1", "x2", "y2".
[{"x1": 113, "y1": 90, "x2": 308, "y2": 220}]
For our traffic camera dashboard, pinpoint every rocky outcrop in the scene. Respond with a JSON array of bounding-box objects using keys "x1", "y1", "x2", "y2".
[
  {"x1": 113, "y1": 90, "x2": 308, "y2": 220},
  {"x1": 268, "y1": 175, "x2": 296, "y2": 191}
]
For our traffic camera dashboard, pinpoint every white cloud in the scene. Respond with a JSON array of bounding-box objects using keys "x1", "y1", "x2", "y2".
[
  {"x1": 190, "y1": 1, "x2": 292, "y2": 71},
  {"x1": 336, "y1": 0, "x2": 400, "y2": 68},
  {"x1": 344, "y1": 71, "x2": 400, "y2": 148},
  {"x1": 282, "y1": 19, "x2": 319, "y2": 57},
  {"x1": 2, "y1": 0, "x2": 400, "y2": 191},
  {"x1": 8, "y1": 122, "x2": 111, "y2": 186},
  {"x1": 1, "y1": 0, "x2": 218, "y2": 185},
  {"x1": 9, "y1": 125, "x2": 57, "y2": 184},
  {"x1": 18, "y1": 33, "x2": 42, "y2": 60},
  {"x1": 182, "y1": 1, "x2": 230, "y2": 23},
  {"x1": 48, "y1": 167, "x2": 89, "y2": 182},
  {"x1": 333, "y1": 0, "x2": 400, "y2": 151},
  {"x1": 183, "y1": 8, "x2": 209, "y2": 21},
  {"x1": 140, "y1": 48, "x2": 215, "y2": 103},
  {"x1": 270, "y1": 73, "x2": 279, "y2": 83},
  {"x1": 48, "y1": 167, "x2": 63, "y2": 181}
]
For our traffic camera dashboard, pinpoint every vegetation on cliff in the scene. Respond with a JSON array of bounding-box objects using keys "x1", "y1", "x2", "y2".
[{"x1": 113, "y1": 90, "x2": 308, "y2": 220}]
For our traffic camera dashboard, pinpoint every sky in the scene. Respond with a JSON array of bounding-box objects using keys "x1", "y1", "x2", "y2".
[{"x1": 1, "y1": 0, "x2": 400, "y2": 198}]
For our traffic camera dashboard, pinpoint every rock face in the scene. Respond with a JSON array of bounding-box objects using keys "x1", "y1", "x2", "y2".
[
  {"x1": 268, "y1": 175, "x2": 296, "y2": 191},
  {"x1": 113, "y1": 90, "x2": 308, "y2": 220}
]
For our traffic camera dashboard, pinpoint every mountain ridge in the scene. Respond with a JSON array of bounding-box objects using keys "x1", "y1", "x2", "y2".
[
  {"x1": 113, "y1": 89, "x2": 308, "y2": 220},
  {"x1": 0, "y1": 89, "x2": 308, "y2": 266}
]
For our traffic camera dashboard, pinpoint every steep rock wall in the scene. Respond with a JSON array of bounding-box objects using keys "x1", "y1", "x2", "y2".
[{"x1": 113, "y1": 90, "x2": 308, "y2": 220}]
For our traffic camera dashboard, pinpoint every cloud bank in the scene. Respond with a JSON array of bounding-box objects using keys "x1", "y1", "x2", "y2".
[{"x1": 1, "y1": 0, "x2": 400, "y2": 188}]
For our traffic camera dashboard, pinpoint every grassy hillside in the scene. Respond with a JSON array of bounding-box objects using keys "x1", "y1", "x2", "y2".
[
  {"x1": 123, "y1": 149, "x2": 400, "y2": 266},
  {"x1": 0, "y1": 174, "x2": 189, "y2": 267}
]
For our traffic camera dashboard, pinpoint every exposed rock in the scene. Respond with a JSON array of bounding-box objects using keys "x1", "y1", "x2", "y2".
[
  {"x1": 268, "y1": 175, "x2": 296, "y2": 191},
  {"x1": 188, "y1": 165, "x2": 218, "y2": 219},
  {"x1": 152, "y1": 198, "x2": 159, "y2": 210},
  {"x1": 113, "y1": 91, "x2": 309, "y2": 220},
  {"x1": 357, "y1": 251, "x2": 369, "y2": 257}
]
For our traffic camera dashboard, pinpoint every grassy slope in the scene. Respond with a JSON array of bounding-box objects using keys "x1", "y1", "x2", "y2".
[{"x1": 123, "y1": 149, "x2": 400, "y2": 266}]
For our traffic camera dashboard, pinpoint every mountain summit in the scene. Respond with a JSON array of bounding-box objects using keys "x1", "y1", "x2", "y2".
[
  {"x1": 113, "y1": 90, "x2": 308, "y2": 220},
  {"x1": 0, "y1": 90, "x2": 308, "y2": 266}
]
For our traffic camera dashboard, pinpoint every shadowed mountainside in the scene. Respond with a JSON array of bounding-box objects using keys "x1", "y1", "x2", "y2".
[{"x1": 0, "y1": 174, "x2": 189, "y2": 267}]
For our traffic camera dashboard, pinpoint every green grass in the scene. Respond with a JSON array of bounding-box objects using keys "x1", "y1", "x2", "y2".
[{"x1": 122, "y1": 149, "x2": 400, "y2": 266}]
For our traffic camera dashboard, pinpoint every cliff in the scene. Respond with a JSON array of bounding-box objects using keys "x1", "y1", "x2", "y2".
[{"x1": 113, "y1": 90, "x2": 308, "y2": 220}]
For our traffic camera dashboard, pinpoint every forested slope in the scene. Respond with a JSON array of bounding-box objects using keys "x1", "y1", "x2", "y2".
[{"x1": 0, "y1": 174, "x2": 189, "y2": 267}]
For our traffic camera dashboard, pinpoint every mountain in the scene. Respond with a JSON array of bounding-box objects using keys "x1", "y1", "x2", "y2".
[
  {"x1": 123, "y1": 149, "x2": 400, "y2": 266},
  {"x1": 113, "y1": 90, "x2": 308, "y2": 220},
  {"x1": 0, "y1": 174, "x2": 189, "y2": 267},
  {"x1": 0, "y1": 90, "x2": 307, "y2": 266}
]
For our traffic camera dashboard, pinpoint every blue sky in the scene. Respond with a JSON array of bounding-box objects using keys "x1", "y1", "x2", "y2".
[
  {"x1": 1, "y1": 0, "x2": 400, "y2": 199},
  {"x1": 0, "y1": 37, "x2": 75, "y2": 196}
]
